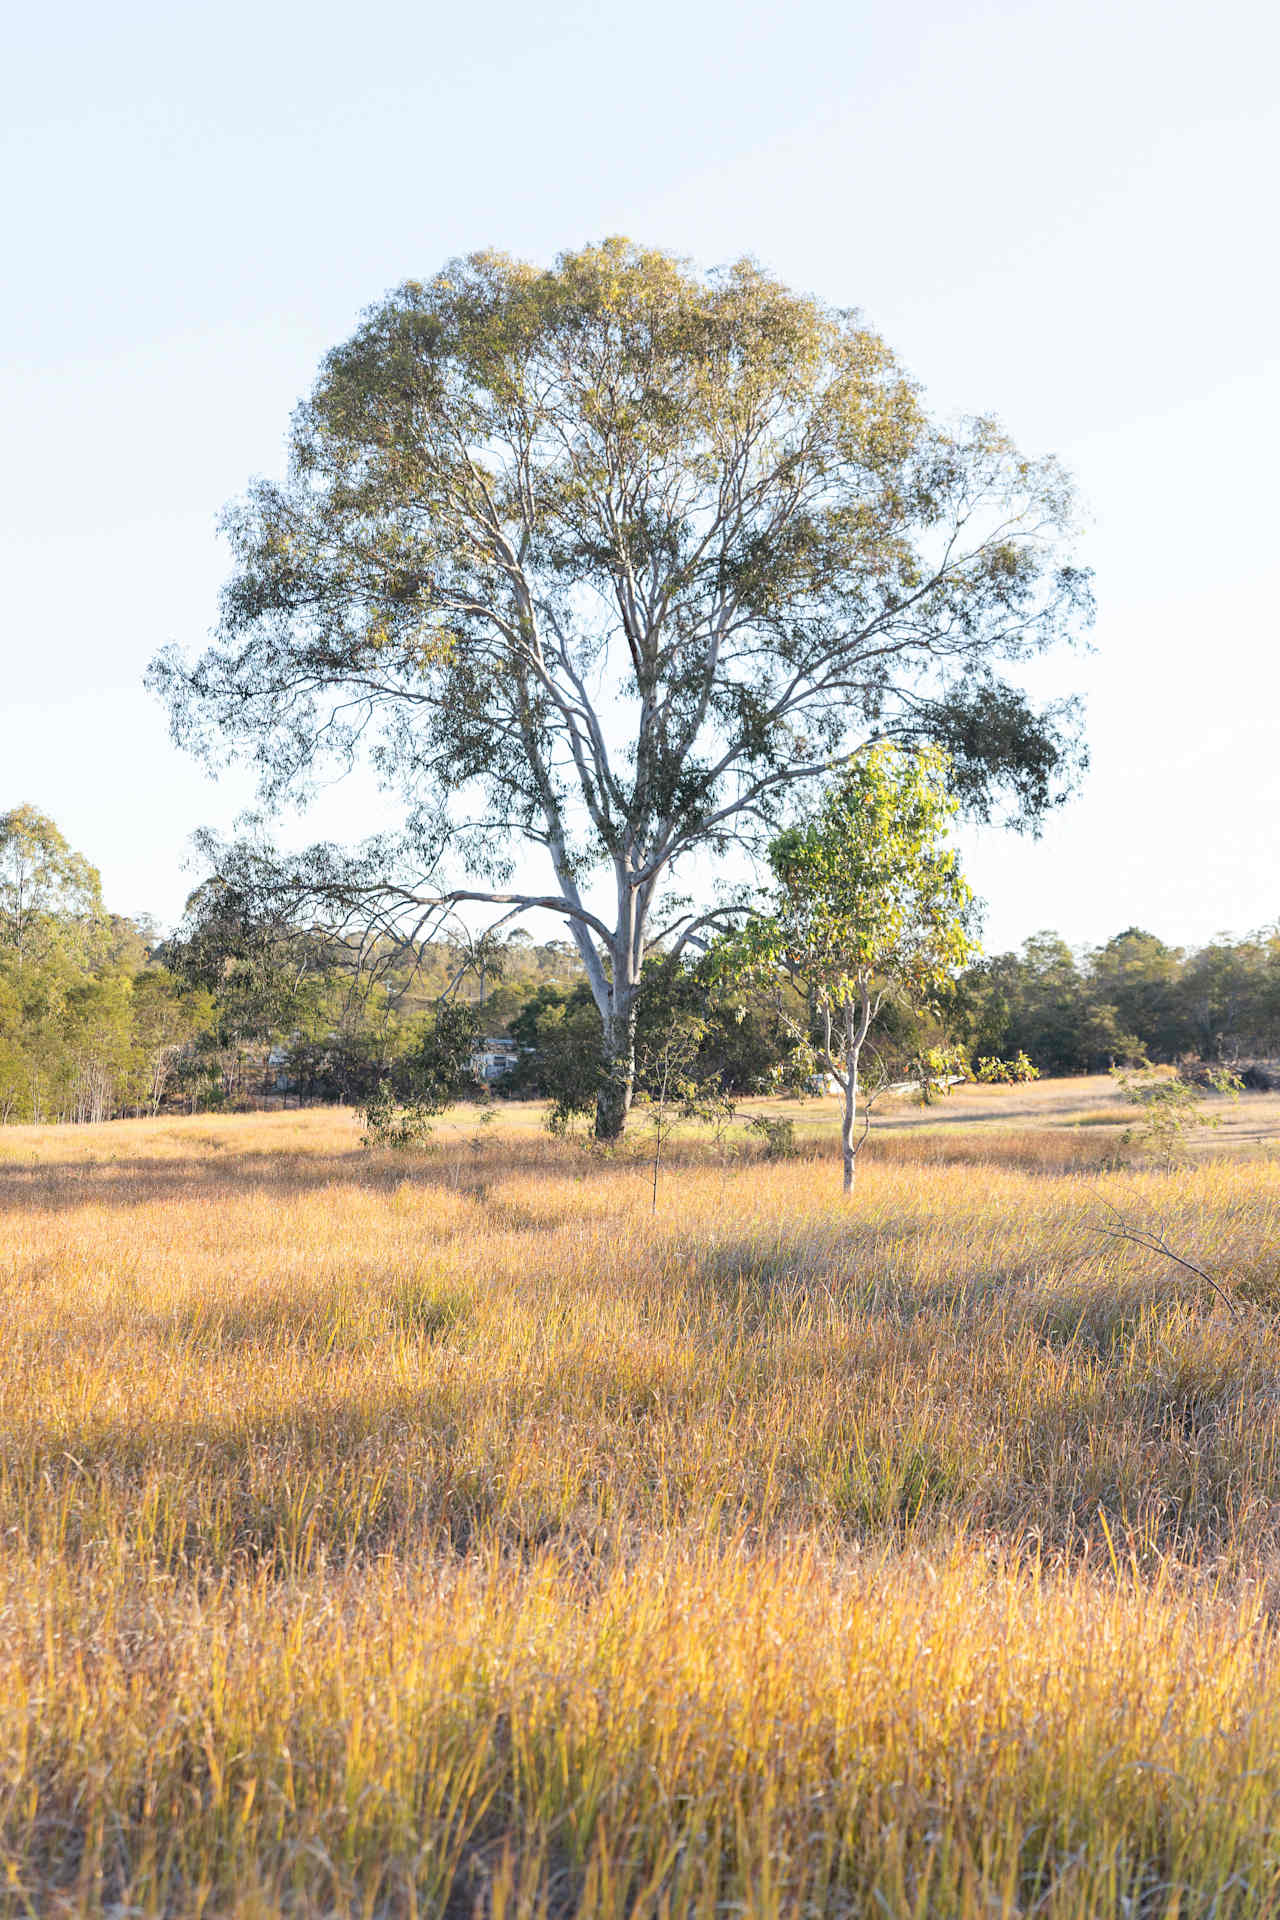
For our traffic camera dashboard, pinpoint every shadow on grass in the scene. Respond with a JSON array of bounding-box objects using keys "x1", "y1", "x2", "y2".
[
  {"x1": 5, "y1": 1277, "x2": 1272, "y2": 1579},
  {"x1": 0, "y1": 1139, "x2": 578, "y2": 1214},
  {"x1": 0, "y1": 1123, "x2": 1128, "y2": 1218}
]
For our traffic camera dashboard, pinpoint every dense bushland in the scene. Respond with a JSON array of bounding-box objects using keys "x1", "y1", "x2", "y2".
[{"x1": 959, "y1": 925, "x2": 1280, "y2": 1073}]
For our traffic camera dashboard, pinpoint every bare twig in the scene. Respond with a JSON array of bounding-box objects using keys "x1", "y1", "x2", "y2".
[{"x1": 1080, "y1": 1200, "x2": 1242, "y2": 1320}]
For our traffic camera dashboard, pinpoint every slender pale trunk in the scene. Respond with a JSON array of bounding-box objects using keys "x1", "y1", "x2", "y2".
[
  {"x1": 839, "y1": 991, "x2": 874, "y2": 1194},
  {"x1": 841, "y1": 1040, "x2": 859, "y2": 1192}
]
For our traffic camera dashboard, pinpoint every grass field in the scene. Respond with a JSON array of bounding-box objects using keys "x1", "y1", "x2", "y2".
[{"x1": 4, "y1": 1086, "x2": 1280, "y2": 1916}]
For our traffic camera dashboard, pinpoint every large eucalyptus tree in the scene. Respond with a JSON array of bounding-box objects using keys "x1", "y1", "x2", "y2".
[{"x1": 151, "y1": 240, "x2": 1090, "y2": 1138}]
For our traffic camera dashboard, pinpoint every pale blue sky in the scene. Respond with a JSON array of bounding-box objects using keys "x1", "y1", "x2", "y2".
[{"x1": 3, "y1": 0, "x2": 1277, "y2": 953}]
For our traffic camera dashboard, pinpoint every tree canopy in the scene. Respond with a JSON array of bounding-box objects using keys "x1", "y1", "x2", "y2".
[
  {"x1": 151, "y1": 238, "x2": 1092, "y2": 1135},
  {"x1": 0, "y1": 805, "x2": 104, "y2": 972},
  {"x1": 0, "y1": 808, "x2": 212, "y2": 1123}
]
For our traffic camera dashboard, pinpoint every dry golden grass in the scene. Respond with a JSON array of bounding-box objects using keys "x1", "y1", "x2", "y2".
[
  {"x1": 4, "y1": 1093, "x2": 1280, "y2": 1915},
  {"x1": 750, "y1": 1072, "x2": 1280, "y2": 1153}
]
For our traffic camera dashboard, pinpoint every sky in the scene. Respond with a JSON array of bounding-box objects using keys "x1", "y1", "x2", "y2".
[{"x1": 3, "y1": 0, "x2": 1277, "y2": 955}]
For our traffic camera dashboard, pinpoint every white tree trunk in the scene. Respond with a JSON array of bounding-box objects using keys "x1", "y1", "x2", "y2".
[
  {"x1": 839, "y1": 991, "x2": 874, "y2": 1194},
  {"x1": 841, "y1": 1044, "x2": 859, "y2": 1193}
]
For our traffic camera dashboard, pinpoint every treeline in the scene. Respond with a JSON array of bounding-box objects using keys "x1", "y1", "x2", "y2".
[
  {"x1": 2, "y1": 806, "x2": 1277, "y2": 1126},
  {"x1": 0, "y1": 808, "x2": 210, "y2": 1124},
  {"x1": 958, "y1": 928, "x2": 1280, "y2": 1076},
  {"x1": 496, "y1": 924, "x2": 1280, "y2": 1123},
  {"x1": 163, "y1": 869, "x2": 582, "y2": 1110},
  {"x1": 0, "y1": 806, "x2": 580, "y2": 1124}
]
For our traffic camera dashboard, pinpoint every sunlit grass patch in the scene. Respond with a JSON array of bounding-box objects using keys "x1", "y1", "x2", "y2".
[{"x1": 3, "y1": 1101, "x2": 1280, "y2": 1914}]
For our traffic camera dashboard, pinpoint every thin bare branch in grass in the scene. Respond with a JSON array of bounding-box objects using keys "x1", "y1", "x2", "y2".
[{"x1": 1080, "y1": 1199, "x2": 1245, "y2": 1320}]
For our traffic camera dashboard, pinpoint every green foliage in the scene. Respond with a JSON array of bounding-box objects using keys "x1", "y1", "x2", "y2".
[
  {"x1": 960, "y1": 933, "x2": 1144, "y2": 1075},
  {"x1": 1115, "y1": 1065, "x2": 1243, "y2": 1167},
  {"x1": 725, "y1": 745, "x2": 977, "y2": 1188},
  {"x1": 757, "y1": 745, "x2": 977, "y2": 1015},
  {"x1": 0, "y1": 804, "x2": 104, "y2": 972},
  {"x1": 162, "y1": 874, "x2": 350, "y2": 1054},
  {"x1": 976, "y1": 1050, "x2": 1039, "y2": 1084},
  {"x1": 1180, "y1": 936, "x2": 1280, "y2": 1061},
  {"x1": 397, "y1": 1001, "x2": 482, "y2": 1108},
  {"x1": 162, "y1": 851, "x2": 586, "y2": 1112},
  {"x1": 725, "y1": 745, "x2": 977, "y2": 1073},
  {"x1": 1088, "y1": 928, "x2": 1185, "y2": 1060},
  {"x1": 509, "y1": 987, "x2": 604, "y2": 1134},
  {"x1": 0, "y1": 818, "x2": 590, "y2": 1129},
  {"x1": 745, "y1": 1114, "x2": 798, "y2": 1159},
  {"x1": 512, "y1": 958, "x2": 803, "y2": 1134},
  {"x1": 635, "y1": 953, "x2": 805, "y2": 1098},
  {"x1": 959, "y1": 924, "x2": 1280, "y2": 1075},
  {"x1": 359, "y1": 1001, "x2": 483, "y2": 1149},
  {"x1": 906, "y1": 1042, "x2": 972, "y2": 1105},
  {"x1": 358, "y1": 1082, "x2": 435, "y2": 1150},
  {"x1": 0, "y1": 809, "x2": 212, "y2": 1124}
]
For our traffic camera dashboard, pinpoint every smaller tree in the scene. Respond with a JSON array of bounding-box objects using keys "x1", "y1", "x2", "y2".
[
  {"x1": 634, "y1": 1013, "x2": 736, "y2": 1212},
  {"x1": 730, "y1": 747, "x2": 978, "y2": 1192},
  {"x1": 975, "y1": 1050, "x2": 1039, "y2": 1084},
  {"x1": 1115, "y1": 1064, "x2": 1241, "y2": 1169},
  {"x1": 361, "y1": 1000, "x2": 482, "y2": 1148},
  {"x1": 0, "y1": 805, "x2": 105, "y2": 974}
]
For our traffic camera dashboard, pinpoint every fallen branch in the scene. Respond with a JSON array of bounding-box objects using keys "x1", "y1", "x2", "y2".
[{"x1": 1081, "y1": 1201, "x2": 1242, "y2": 1321}]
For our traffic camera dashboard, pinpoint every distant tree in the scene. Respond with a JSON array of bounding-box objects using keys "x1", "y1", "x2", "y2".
[
  {"x1": 151, "y1": 240, "x2": 1091, "y2": 1140},
  {"x1": 959, "y1": 932, "x2": 1143, "y2": 1075},
  {"x1": 0, "y1": 809, "x2": 115, "y2": 1120},
  {"x1": 1178, "y1": 935, "x2": 1279, "y2": 1062},
  {"x1": 728, "y1": 745, "x2": 977, "y2": 1191},
  {"x1": 0, "y1": 805, "x2": 104, "y2": 973},
  {"x1": 1089, "y1": 928, "x2": 1189, "y2": 1061},
  {"x1": 162, "y1": 876, "x2": 340, "y2": 1055},
  {"x1": 283, "y1": 1031, "x2": 387, "y2": 1107},
  {"x1": 126, "y1": 969, "x2": 215, "y2": 1114},
  {"x1": 61, "y1": 971, "x2": 137, "y2": 1124},
  {"x1": 0, "y1": 811, "x2": 211, "y2": 1123},
  {"x1": 158, "y1": 865, "x2": 387, "y2": 1109}
]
